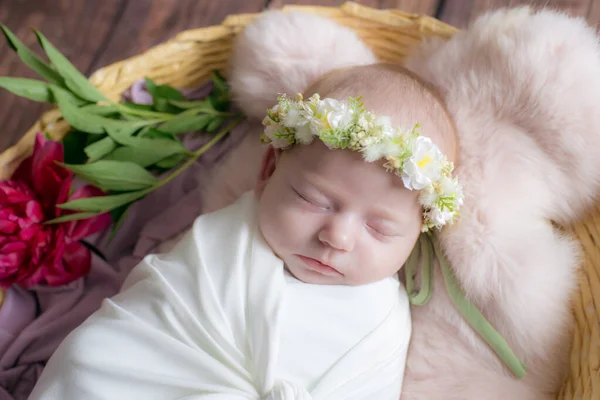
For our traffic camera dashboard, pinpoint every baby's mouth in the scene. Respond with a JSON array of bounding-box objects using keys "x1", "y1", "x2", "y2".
[{"x1": 296, "y1": 255, "x2": 343, "y2": 276}]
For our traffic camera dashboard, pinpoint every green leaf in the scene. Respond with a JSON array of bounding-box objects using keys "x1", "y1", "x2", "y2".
[
  {"x1": 50, "y1": 85, "x2": 104, "y2": 133},
  {"x1": 144, "y1": 77, "x2": 158, "y2": 95},
  {"x1": 62, "y1": 130, "x2": 89, "y2": 164},
  {"x1": 84, "y1": 136, "x2": 117, "y2": 162},
  {"x1": 34, "y1": 30, "x2": 106, "y2": 102},
  {"x1": 0, "y1": 24, "x2": 64, "y2": 86},
  {"x1": 205, "y1": 116, "x2": 224, "y2": 133},
  {"x1": 145, "y1": 77, "x2": 185, "y2": 113},
  {"x1": 144, "y1": 77, "x2": 185, "y2": 101},
  {"x1": 0, "y1": 77, "x2": 86, "y2": 105},
  {"x1": 57, "y1": 190, "x2": 149, "y2": 212},
  {"x1": 208, "y1": 92, "x2": 230, "y2": 112},
  {"x1": 0, "y1": 77, "x2": 51, "y2": 102},
  {"x1": 79, "y1": 104, "x2": 119, "y2": 116},
  {"x1": 121, "y1": 102, "x2": 154, "y2": 111},
  {"x1": 60, "y1": 160, "x2": 159, "y2": 191},
  {"x1": 211, "y1": 71, "x2": 229, "y2": 93},
  {"x1": 105, "y1": 126, "x2": 184, "y2": 152},
  {"x1": 158, "y1": 114, "x2": 213, "y2": 134},
  {"x1": 103, "y1": 125, "x2": 138, "y2": 143},
  {"x1": 139, "y1": 127, "x2": 175, "y2": 140},
  {"x1": 50, "y1": 85, "x2": 142, "y2": 134},
  {"x1": 168, "y1": 99, "x2": 210, "y2": 110},
  {"x1": 208, "y1": 71, "x2": 231, "y2": 112},
  {"x1": 104, "y1": 146, "x2": 158, "y2": 167},
  {"x1": 46, "y1": 211, "x2": 102, "y2": 224},
  {"x1": 105, "y1": 144, "x2": 185, "y2": 168},
  {"x1": 108, "y1": 204, "x2": 131, "y2": 241},
  {"x1": 156, "y1": 153, "x2": 187, "y2": 169}
]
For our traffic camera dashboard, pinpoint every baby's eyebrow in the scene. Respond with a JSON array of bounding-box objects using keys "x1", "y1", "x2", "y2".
[{"x1": 369, "y1": 207, "x2": 406, "y2": 224}]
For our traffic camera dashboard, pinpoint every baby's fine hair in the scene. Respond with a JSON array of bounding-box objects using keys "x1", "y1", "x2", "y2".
[{"x1": 304, "y1": 64, "x2": 459, "y2": 165}]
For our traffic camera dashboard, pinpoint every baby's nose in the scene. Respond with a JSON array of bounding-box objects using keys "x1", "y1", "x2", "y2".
[{"x1": 318, "y1": 216, "x2": 356, "y2": 252}]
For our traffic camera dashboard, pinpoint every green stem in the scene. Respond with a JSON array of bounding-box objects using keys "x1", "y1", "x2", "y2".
[
  {"x1": 132, "y1": 118, "x2": 169, "y2": 127},
  {"x1": 110, "y1": 101, "x2": 172, "y2": 119},
  {"x1": 49, "y1": 116, "x2": 244, "y2": 225},
  {"x1": 111, "y1": 100, "x2": 236, "y2": 120},
  {"x1": 152, "y1": 115, "x2": 245, "y2": 190}
]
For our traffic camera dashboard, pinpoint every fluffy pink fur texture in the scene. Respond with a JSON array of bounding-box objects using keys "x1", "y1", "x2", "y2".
[
  {"x1": 229, "y1": 7, "x2": 600, "y2": 399},
  {"x1": 229, "y1": 10, "x2": 376, "y2": 120}
]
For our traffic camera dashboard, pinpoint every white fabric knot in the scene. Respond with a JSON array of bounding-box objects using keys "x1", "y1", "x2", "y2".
[{"x1": 262, "y1": 379, "x2": 312, "y2": 400}]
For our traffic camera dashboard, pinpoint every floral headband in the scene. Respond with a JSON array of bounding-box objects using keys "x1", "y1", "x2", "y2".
[{"x1": 261, "y1": 93, "x2": 464, "y2": 232}]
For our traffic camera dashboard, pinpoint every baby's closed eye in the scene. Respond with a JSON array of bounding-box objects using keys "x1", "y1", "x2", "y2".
[
  {"x1": 365, "y1": 221, "x2": 401, "y2": 238},
  {"x1": 292, "y1": 186, "x2": 331, "y2": 210}
]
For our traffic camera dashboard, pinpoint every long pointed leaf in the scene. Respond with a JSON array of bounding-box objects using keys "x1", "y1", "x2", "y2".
[
  {"x1": 0, "y1": 24, "x2": 64, "y2": 85},
  {"x1": 34, "y1": 30, "x2": 106, "y2": 102},
  {"x1": 50, "y1": 85, "x2": 143, "y2": 134},
  {"x1": 105, "y1": 126, "x2": 188, "y2": 166},
  {"x1": 108, "y1": 204, "x2": 131, "y2": 242},
  {"x1": 84, "y1": 137, "x2": 117, "y2": 162},
  {"x1": 57, "y1": 190, "x2": 149, "y2": 212},
  {"x1": 60, "y1": 160, "x2": 158, "y2": 191},
  {"x1": 46, "y1": 211, "x2": 101, "y2": 224},
  {"x1": 0, "y1": 77, "x2": 51, "y2": 102},
  {"x1": 0, "y1": 77, "x2": 86, "y2": 105},
  {"x1": 158, "y1": 114, "x2": 212, "y2": 134}
]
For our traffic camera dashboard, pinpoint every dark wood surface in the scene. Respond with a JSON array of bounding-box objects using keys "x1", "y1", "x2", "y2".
[{"x1": 0, "y1": 0, "x2": 595, "y2": 154}]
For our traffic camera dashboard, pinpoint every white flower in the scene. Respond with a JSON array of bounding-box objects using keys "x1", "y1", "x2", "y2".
[
  {"x1": 438, "y1": 175, "x2": 457, "y2": 195},
  {"x1": 363, "y1": 142, "x2": 388, "y2": 162},
  {"x1": 295, "y1": 124, "x2": 314, "y2": 144},
  {"x1": 308, "y1": 116, "x2": 325, "y2": 133},
  {"x1": 419, "y1": 186, "x2": 438, "y2": 208},
  {"x1": 264, "y1": 125, "x2": 292, "y2": 148},
  {"x1": 316, "y1": 98, "x2": 353, "y2": 130},
  {"x1": 283, "y1": 104, "x2": 303, "y2": 127},
  {"x1": 437, "y1": 175, "x2": 464, "y2": 208},
  {"x1": 426, "y1": 207, "x2": 455, "y2": 227},
  {"x1": 327, "y1": 109, "x2": 353, "y2": 130},
  {"x1": 264, "y1": 124, "x2": 277, "y2": 139},
  {"x1": 357, "y1": 115, "x2": 371, "y2": 131},
  {"x1": 374, "y1": 116, "x2": 394, "y2": 137},
  {"x1": 401, "y1": 136, "x2": 443, "y2": 190}
]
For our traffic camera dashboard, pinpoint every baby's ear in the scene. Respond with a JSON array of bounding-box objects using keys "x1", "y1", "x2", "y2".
[
  {"x1": 255, "y1": 146, "x2": 281, "y2": 196},
  {"x1": 229, "y1": 10, "x2": 377, "y2": 120}
]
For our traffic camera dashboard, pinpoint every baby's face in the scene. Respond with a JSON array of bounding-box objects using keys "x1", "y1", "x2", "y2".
[{"x1": 256, "y1": 141, "x2": 422, "y2": 285}]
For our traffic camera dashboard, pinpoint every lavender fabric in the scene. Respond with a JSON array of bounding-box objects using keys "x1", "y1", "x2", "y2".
[{"x1": 0, "y1": 81, "x2": 253, "y2": 400}]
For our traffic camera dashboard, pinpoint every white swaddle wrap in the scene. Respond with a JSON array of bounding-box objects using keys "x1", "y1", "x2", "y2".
[{"x1": 29, "y1": 191, "x2": 411, "y2": 400}]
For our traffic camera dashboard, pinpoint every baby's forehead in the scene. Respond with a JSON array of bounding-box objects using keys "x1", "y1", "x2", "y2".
[{"x1": 283, "y1": 142, "x2": 408, "y2": 192}]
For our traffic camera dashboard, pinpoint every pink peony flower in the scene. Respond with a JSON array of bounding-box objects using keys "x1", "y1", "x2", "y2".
[{"x1": 0, "y1": 134, "x2": 111, "y2": 288}]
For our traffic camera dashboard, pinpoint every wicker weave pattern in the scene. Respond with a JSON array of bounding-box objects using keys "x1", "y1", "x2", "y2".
[{"x1": 0, "y1": 2, "x2": 596, "y2": 398}]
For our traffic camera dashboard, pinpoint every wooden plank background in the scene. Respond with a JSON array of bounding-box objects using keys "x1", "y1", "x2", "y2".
[{"x1": 0, "y1": 0, "x2": 596, "y2": 154}]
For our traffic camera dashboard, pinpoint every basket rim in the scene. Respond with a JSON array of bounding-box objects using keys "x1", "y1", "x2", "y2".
[{"x1": 0, "y1": 1, "x2": 457, "y2": 180}]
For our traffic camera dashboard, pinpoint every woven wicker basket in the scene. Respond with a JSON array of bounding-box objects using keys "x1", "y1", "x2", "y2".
[{"x1": 0, "y1": 2, "x2": 597, "y2": 398}]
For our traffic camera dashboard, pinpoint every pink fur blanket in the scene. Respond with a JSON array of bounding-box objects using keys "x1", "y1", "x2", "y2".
[{"x1": 229, "y1": 6, "x2": 600, "y2": 399}]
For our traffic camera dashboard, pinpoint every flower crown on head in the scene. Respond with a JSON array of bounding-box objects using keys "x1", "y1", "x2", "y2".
[{"x1": 261, "y1": 93, "x2": 464, "y2": 232}]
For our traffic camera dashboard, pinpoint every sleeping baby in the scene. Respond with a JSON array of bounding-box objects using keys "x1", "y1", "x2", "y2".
[
  {"x1": 27, "y1": 21, "x2": 462, "y2": 400},
  {"x1": 30, "y1": 5, "x2": 600, "y2": 400}
]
